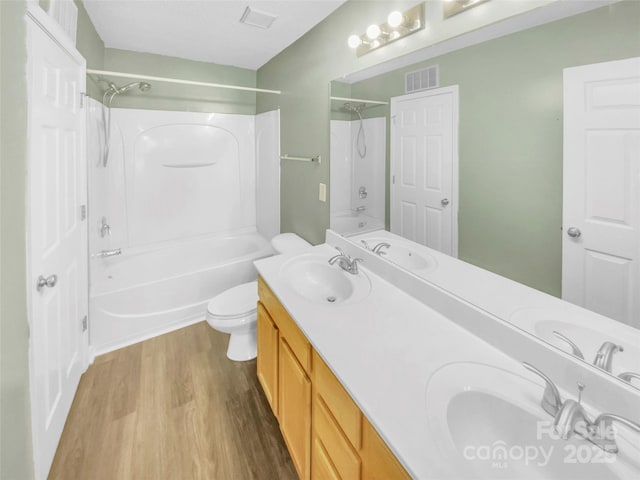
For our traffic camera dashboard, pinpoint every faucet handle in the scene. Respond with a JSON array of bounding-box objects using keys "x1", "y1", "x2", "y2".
[
  {"x1": 522, "y1": 362, "x2": 563, "y2": 416},
  {"x1": 552, "y1": 331, "x2": 585, "y2": 359},
  {"x1": 361, "y1": 240, "x2": 371, "y2": 250}
]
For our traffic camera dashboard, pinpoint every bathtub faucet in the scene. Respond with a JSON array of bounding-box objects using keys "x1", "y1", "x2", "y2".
[{"x1": 95, "y1": 248, "x2": 122, "y2": 259}]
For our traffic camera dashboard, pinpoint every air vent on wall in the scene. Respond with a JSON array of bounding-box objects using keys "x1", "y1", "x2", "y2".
[{"x1": 405, "y1": 65, "x2": 439, "y2": 93}]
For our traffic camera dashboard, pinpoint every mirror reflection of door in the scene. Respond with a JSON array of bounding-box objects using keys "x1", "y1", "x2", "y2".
[
  {"x1": 562, "y1": 57, "x2": 640, "y2": 328},
  {"x1": 390, "y1": 86, "x2": 459, "y2": 256}
]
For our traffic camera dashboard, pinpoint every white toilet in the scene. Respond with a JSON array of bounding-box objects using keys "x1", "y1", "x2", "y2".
[{"x1": 206, "y1": 233, "x2": 311, "y2": 361}]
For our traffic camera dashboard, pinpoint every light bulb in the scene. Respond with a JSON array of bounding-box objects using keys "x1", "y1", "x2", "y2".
[
  {"x1": 387, "y1": 11, "x2": 404, "y2": 28},
  {"x1": 347, "y1": 34, "x2": 362, "y2": 49},
  {"x1": 366, "y1": 24, "x2": 381, "y2": 40}
]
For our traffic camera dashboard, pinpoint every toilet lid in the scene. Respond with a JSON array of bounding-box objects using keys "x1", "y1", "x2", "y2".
[{"x1": 207, "y1": 281, "x2": 258, "y2": 318}]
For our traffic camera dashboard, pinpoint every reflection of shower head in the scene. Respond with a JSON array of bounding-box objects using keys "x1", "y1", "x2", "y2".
[
  {"x1": 343, "y1": 102, "x2": 366, "y2": 113},
  {"x1": 115, "y1": 81, "x2": 152, "y2": 94}
]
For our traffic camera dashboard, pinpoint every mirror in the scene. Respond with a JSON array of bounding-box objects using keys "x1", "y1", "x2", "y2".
[{"x1": 329, "y1": 2, "x2": 640, "y2": 389}]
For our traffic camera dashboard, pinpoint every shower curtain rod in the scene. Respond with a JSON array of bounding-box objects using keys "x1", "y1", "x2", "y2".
[
  {"x1": 87, "y1": 69, "x2": 281, "y2": 95},
  {"x1": 330, "y1": 96, "x2": 388, "y2": 106}
]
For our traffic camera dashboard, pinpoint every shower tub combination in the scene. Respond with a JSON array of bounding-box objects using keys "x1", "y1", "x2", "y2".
[
  {"x1": 87, "y1": 102, "x2": 280, "y2": 354},
  {"x1": 90, "y1": 230, "x2": 272, "y2": 354}
]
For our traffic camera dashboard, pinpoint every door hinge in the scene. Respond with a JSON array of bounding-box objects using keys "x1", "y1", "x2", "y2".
[
  {"x1": 80, "y1": 92, "x2": 86, "y2": 108},
  {"x1": 82, "y1": 315, "x2": 88, "y2": 332},
  {"x1": 80, "y1": 205, "x2": 86, "y2": 221},
  {"x1": 392, "y1": 175, "x2": 396, "y2": 184}
]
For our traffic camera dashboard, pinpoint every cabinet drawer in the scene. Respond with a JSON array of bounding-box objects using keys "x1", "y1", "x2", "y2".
[
  {"x1": 313, "y1": 396, "x2": 361, "y2": 480},
  {"x1": 313, "y1": 350, "x2": 362, "y2": 449},
  {"x1": 259, "y1": 276, "x2": 311, "y2": 373}
]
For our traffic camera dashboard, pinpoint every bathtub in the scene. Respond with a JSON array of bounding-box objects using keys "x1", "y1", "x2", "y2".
[
  {"x1": 89, "y1": 230, "x2": 273, "y2": 354},
  {"x1": 330, "y1": 211, "x2": 385, "y2": 237}
]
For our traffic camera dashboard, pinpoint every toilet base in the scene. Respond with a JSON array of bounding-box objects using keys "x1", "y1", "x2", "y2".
[{"x1": 226, "y1": 330, "x2": 257, "y2": 361}]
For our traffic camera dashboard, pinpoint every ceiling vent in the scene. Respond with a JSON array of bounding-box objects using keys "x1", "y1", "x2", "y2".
[
  {"x1": 405, "y1": 65, "x2": 439, "y2": 94},
  {"x1": 239, "y1": 6, "x2": 278, "y2": 29}
]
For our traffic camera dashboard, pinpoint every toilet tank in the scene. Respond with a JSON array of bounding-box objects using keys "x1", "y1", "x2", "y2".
[{"x1": 270, "y1": 233, "x2": 311, "y2": 254}]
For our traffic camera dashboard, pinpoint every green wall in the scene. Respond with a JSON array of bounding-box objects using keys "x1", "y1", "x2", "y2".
[
  {"x1": 257, "y1": 1, "x2": 419, "y2": 244},
  {"x1": 0, "y1": 1, "x2": 34, "y2": 478},
  {"x1": 259, "y1": 0, "x2": 640, "y2": 295},
  {"x1": 101, "y1": 48, "x2": 257, "y2": 114}
]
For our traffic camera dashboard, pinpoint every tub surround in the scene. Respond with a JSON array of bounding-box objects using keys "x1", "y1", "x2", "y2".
[{"x1": 254, "y1": 239, "x2": 640, "y2": 478}]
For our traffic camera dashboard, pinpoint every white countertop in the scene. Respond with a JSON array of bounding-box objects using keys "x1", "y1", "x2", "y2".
[{"x1": 254, "y1": 244, "x2": 538, "y2": 479}]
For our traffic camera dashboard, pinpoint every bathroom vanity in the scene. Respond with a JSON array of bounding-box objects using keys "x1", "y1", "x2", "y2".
[
  {"x1": 254, "y1": 240, "x2": 640, "y2": 479},
  {"x1": 257, "y1": 276, "x2": 409, "y2": 479}
]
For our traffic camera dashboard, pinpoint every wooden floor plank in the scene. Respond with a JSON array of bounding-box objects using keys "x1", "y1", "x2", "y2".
[{"x1": 49, "y1": 322, "x2": 297, "y2": 480}]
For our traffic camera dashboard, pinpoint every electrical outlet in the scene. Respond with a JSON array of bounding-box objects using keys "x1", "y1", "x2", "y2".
[{"x1": 319, "y1": 183, "x2": 327, "y2": 202}]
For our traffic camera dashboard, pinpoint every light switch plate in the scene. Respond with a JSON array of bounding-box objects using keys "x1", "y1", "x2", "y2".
[{"x1": 319, "y1": 183, "x2": 327, "y2": 202}]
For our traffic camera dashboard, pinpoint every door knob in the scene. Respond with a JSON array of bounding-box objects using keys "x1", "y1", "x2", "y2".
[
  {"x1": 567, "y1": 227, "x2": 581, "y2": 238},
  {"x1": 37, "y1": 274, "x2": 57, "y2": 292},
  {"x1": 441, "y1": 198, "x2": 450, "y2": 206}
]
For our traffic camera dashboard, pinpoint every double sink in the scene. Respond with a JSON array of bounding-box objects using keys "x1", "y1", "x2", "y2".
[{"x1": 269, "y1": 240, "x2": 640, "y2": 479}]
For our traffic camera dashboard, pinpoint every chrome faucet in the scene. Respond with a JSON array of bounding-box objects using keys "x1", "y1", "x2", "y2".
[
  {"x1": 100, "y1": 216, "x2": 111, "y2": 238},
  {"x1": 593, "y1": 342, "x2": 624, "y2": 372},
  {"x1": 523, "y1": 362, "x2": 640, "y2": 454},
  {"x1": 553, "y1": 383, "x2": 590, "y2": 439},
  {"x1": 360, "y1": 240, "x2": 391, "y2": 256},
  {"x1": 372, "y1": 242, "x2": 390, "y2": 255},
  {"x1": 328, "y1": 247, "x2": 363, "y2": 275}
]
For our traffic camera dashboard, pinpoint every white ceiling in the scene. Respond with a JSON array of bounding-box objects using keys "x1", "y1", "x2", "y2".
[{"x1": 83, "y1": 0, "x2": 347, "y2": 70}]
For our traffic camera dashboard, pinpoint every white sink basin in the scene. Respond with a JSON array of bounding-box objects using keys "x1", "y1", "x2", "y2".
[
  {"x1": 425, "y1": 362, "x2": 640, "y2": 479},
  {"x1": 279, "y1": 254, "x2": 371, "y2": 305},
  {"x1": 362, "y1": 237, "x2": 437, "y2": 272},
  {"x1": 510, "y1": 308, "x2": 640, "y2": 381}
]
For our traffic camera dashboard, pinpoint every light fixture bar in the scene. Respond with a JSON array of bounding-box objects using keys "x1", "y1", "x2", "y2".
[
  {"x1": 350, "y1": 3, "x2": 425, "y2": 58},
  {"x1": 443, "y1": 0, "x2": 490, "y2": 19}
]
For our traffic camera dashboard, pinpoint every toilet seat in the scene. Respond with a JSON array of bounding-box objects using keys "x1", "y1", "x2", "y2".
[{"x1": 206, "y1": 281, "x2": 258, "y2": 320}]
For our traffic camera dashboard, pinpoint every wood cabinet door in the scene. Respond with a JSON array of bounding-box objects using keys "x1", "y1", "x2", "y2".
[
  {"x1": 311, "y1": 436, "x2": 341, "y2": 480},
  {"x1": 257, "y1": 302, "x2": 279, "y2": 415},
  {"x1": 279, "y1": 338, "x2": 311, "y2": 480},
  {"x1": 361, "y1": 419, "x2": 411, "y2": 480}
]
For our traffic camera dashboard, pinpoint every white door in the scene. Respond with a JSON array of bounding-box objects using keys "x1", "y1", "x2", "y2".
[
  {"x1": 390, "y1": 86, "x2": 458, "y2": 256},
  {"x1": 27, "y1": 10, "x2": 88, "y2": 478},
  {"x1": 563, "y1": 57, "x2": 640, "y2": 328}
]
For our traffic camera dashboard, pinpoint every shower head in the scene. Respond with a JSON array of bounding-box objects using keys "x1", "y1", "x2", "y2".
[
  {"x1": 116, "y1": 81, "x2": 152, "y2": 94},
  {"x1": 343, "y1": 102, "x2": 366, "y2": 113}
]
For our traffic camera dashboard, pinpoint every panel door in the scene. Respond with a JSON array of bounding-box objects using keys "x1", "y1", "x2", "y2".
[
  {"x1": 27, "y1": 13, "x2": 88, "y2": 478},
  {"x1": 257, "y1": 302, "x2": 279, "y2": 415},
  {"x1": 390, "y1": 87, "x2": 458, "y2": 256},
  {"x1": 279, "y1": 338, "x2": 311, "y2": 480},
  {"x1": 563, "y1": 57, "x2": 640, "y2": 327}
]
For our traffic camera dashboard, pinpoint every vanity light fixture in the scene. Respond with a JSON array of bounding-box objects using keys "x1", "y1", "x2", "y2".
[
  {"x1": 347, "y1": 3, "x2": 425, "y2": 57},
  {"x1": 443, "y1": 0, "x2": 490, "y2": 19}
]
